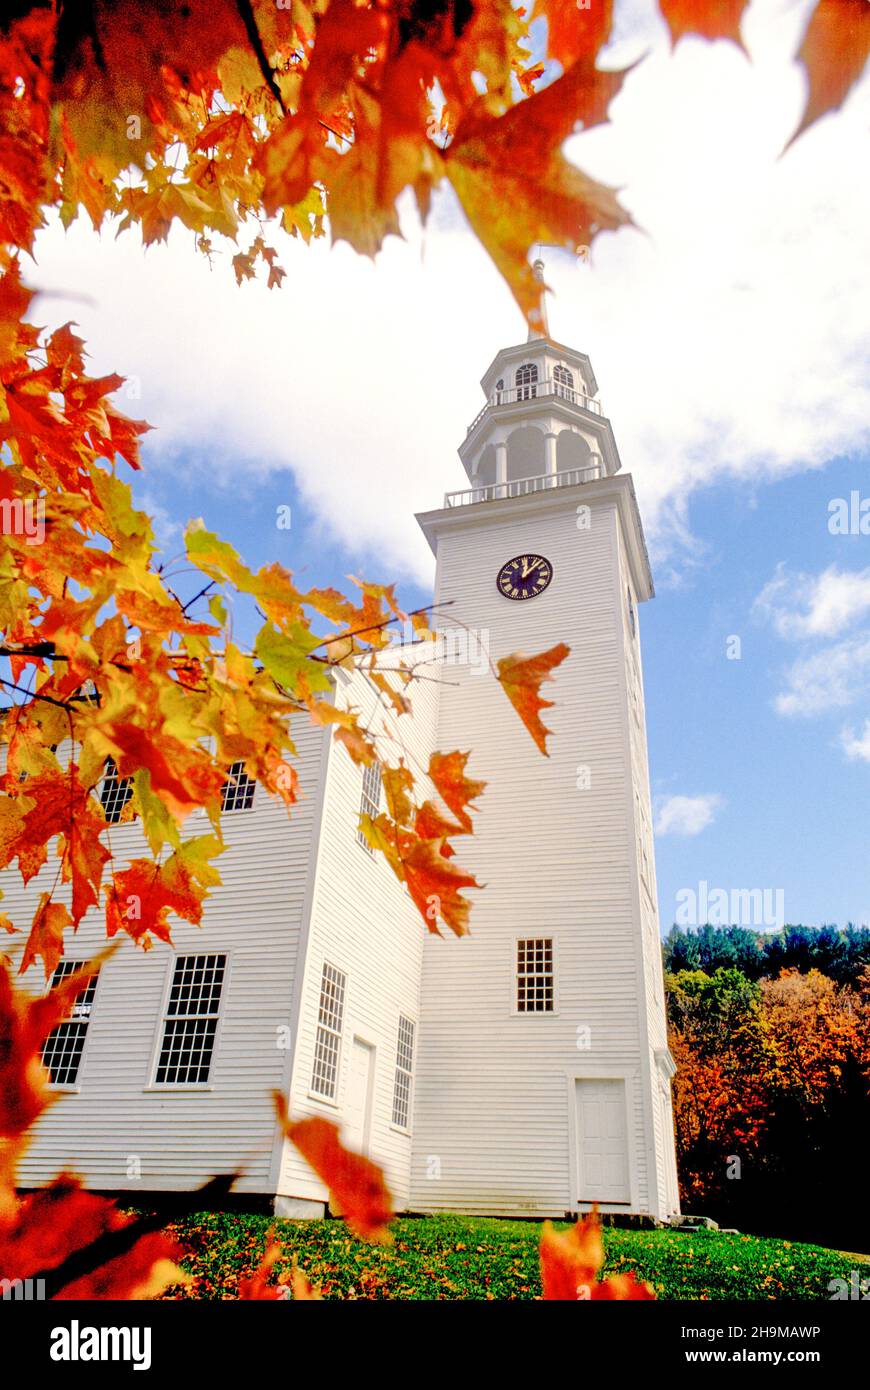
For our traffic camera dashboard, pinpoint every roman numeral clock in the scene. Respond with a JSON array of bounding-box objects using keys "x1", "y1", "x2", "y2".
[{"x1": 497, "y1": 553, "x2": 552, "y2": 600}]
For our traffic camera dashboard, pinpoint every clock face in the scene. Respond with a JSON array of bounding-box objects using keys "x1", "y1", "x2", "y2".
[{"x1": 496, "y1": 554, "x2": 553, "y2": 601}]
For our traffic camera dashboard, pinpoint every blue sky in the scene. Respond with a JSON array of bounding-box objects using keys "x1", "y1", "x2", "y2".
[{"x1": 21, "y1": 0, "x2": 870, "y2": 935}]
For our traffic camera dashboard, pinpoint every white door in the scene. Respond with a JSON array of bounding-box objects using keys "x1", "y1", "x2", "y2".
[
  {"x1": 575, "y1": 1079, "x2": 630, "y2": 1203},
  {"x1": 343, "y1": 1038, "x2": 375, "y2": 1154}
]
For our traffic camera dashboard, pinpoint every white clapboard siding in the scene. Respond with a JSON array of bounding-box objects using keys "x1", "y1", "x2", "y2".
[
  {"x1": 2, "y1": 719, "x2": 328, "y2": 1195},
  {"x1": 276, "y1": 663, "x2": 439, "y2": 1210},
  {"x1": 409, "y1": 477, "x2": 676, "y2": 1218}
]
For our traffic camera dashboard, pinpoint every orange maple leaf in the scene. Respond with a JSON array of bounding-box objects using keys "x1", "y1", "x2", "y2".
[
  {"x1": 540, "y1": 1210, "x2": 656, "y2": 1300},
  {"x1": 275, "y1": 1097, "x2": 393, "y2": 1242},
  {"x1": 445, "y1": 60, "x2": 630, "y2": 325},
  {"x1": 534, "y1": 0, "x2": 614, "y2": 69},
  {"x1": 496, "y1": 642, "x2": 570, "y2": 755},
  {"x1": 238, "y1": 1235, "x2": 286, "y2": 1300},
  {"x1": 791, "y1": 0, "x2": 870, "y2": 143},
  {"x1": 20, "y1": 894, "x2": 72, "y2": 979},
  {"x1": 658, "y1": 0, "x2": 748, "y2": 47},
  {"x1": 402, "y1": 834, "x2": 481, "y2": 937},
  {"x1": 0, "y1": 954, "x2": 104, "y2": 1137},
  {"x1": 428, "y1": 750, "x2": 486, "y2": 831},
  {"x1": 0, "y1": 1174, "x2": 185, "y2": 1300}
]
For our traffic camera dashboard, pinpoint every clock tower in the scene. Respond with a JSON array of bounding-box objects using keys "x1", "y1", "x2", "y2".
[{"x1": 410, "y1": 334, "x2": 680, "y2": 1222}]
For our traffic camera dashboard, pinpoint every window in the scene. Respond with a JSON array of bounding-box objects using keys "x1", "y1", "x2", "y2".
[
  {"x1": 627, "y1": 586, "x2": 636, "y2": 639},
  {"x1": 554, "y1": 364, "x2": 575, "y2": 401},
  {"x1": 41, "y1": 962, "x2": 99, "y2": 1086},
  {"x1": 515, "y1": 362, "x2": 538, "y2": 400},
  {"x1": 154, "y1": 954, "x2": 226, "y2": 1084},
  {"x1": 311, "y1": 962, "x2": 346, "y2": 1099},
  {"x1": 517, "y1": 938, "x2": 554, "y2": 1013},
  {"x1": 494, "y1": 377, "x2": 504, "y2": 404},
  {"x1": 392, "y1": 1015, "x2": 415, "y2": 1129},
  {"x1": 221, "y1": 760, "x2": 256, "y2": 812},
  {"x1": 357, "y1": 760, "x2": 381, "y2": 850},
  {"x1": 100, "y1": 757, "x2": 133, "y2": 824}
]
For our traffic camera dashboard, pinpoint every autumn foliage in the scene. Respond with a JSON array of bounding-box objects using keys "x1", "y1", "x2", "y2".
[
  {"x1": 668, "y1": 959, "x2": 870, "y2": 1246},
  {"x1": 0, "y1": 0, "x2": 867, "y2": 1300}
]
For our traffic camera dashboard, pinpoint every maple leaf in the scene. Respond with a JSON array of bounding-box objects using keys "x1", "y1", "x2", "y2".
[
  {"x1": 90, "y1": 722, "x2": 225, "y2": 821},
  {"x1": 0, "y1": 770, "x2": 111, "y2": 929},
  {"x1": 496, "y1": 642, "x2": 570, "y2": 755},
  {"x1": 402, "y1": 834, "x2": 481, "y2": 937},
  {"x1": 428, "y1": 750, "x2": 486, "y2": 831},
  {"x1": 289, "y1": 1267, "x2": 323, "y2": 1300},
  {"x1": 445, "y1": 59, "x2": 631, "y2": 324},
  {"x1": 275, "y1": 1097, "x2": 393, "y2": 1242},
  {"x1": 540, "y1": 1210, "x2": 656, "y2": 1300},
  {"x1": 658, "y1": 0, "x2": 749, "y2": 47},
  {"x1": 0, "y1": 954, "x2": 104, "y2": 1138},
  {"x1": 534, "y1": 0, "x2": 614, "y2": 70},
  {"x1": 20, "y1": 894, "x2": 72, "y2": 979},
  {"x1": 0, "y1": 1173, "x2": 186, "y2": 1300},
  {"x1": 238, "y1": 1234, "x2": 286, "y2": 1300},
  {"x1": 104, "y1": 838, "x2": 221, "y2": 948},
  {"x1": 790, "y1": 0, "x2": 870, "y2": 143}
]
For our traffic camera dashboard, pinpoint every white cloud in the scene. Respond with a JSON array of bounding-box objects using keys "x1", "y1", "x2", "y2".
[
  {"x1": 21, "y1": 0, "x2": 870, "y2": 583},
  {"x1": 754, "y1": 564, "x2": 870, "y2": 639},
  {"x1": 655, "y1": 793, "x2": 723, "y2": 837},
  {"x1": 773, "y1": 634, "x2": 870, "y2": 717},
  {"x1": 841, "y1": 720, "x2": 870, "y2": 764}
]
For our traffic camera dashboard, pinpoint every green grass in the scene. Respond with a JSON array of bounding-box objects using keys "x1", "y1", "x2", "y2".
[{"x1": 157, "y1": 1212, "x2": 857, "y2": 1300}]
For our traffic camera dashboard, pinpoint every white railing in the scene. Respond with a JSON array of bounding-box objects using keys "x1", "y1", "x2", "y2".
[
  {"x1": 444, "y1": 465, "x2": 601, "y2": 508},
  {"x1": 466, "y1": 380, "x2": 602, "y2": 435}
]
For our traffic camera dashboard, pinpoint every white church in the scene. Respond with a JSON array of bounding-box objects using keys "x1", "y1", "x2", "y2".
[{"x1": 7, "y1": 323, "x2": 681, "y2": 1224}]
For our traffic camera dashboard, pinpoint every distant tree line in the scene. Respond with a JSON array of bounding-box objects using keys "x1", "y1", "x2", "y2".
[
  {"x1": 662, "y1": 926, "x2": 870, "y2": 1249},
  {"x1": 664, "y1": 923, "x2": 870, "y2": 985}
]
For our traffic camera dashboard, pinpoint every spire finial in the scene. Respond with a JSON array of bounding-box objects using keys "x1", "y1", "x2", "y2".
[{"x1": 528, "y1": 245, "x2": 550, "y2": 342}]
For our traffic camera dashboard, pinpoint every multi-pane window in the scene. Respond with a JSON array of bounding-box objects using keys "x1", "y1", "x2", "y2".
[
  {"x1": 310, "y1": 962, "x2": 346, "y2": 1099},
  {"x1": 391, "y1": 1015, "x2": 415, "y2": 1130},
  {"x1": 221, "y1": 761, "x2": 256, "y2": 812},
  {"x1": 41, "y1": 962, "x2": 99, "y2": 1086},
  {"x1": 357, "y1": 760, "x2": 382, "y2": 850},
  {"x1": 515, "y1": 362, "x2": 538, "y2": 400},
  {"x1": 553, "y1": 363, "x2": 575, "y2": 401},
  {"x1": 100, "y1": 757, "x2": 133, "y2": 824},
  {"x1": 154, "y1": 954, "x2": 226, "y2": 1085},
  {"x1": 517, "y1": 938, "x2": 554, "y2": 1013}
]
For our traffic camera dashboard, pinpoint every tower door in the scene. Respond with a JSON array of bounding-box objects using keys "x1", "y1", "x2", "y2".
[
  {"x1": 344, "y1": 1037, "x2": 375, "y2": 1155},
  {"x1": 575, "y1": 1079, "x2": 630, "y2": 1203}
]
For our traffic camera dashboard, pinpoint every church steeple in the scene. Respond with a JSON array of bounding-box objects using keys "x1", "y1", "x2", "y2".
[{"x1": 454, "y1": 335, "x2": 622, "y2": 506}]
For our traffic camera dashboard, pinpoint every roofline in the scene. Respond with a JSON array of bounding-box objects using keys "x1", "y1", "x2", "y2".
[
  {"x1": 416, "y1": 471, "x2": 654, "y2": 601},
  {"x1": 479, "y1": 338, "x2": 599, "y2": 397}
]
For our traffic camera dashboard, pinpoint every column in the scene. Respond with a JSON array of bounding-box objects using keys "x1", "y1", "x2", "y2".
[
  {"x1": 495, "y1": 441, "x2": 507, "y2": 497},
  {"x1": 544, "y1": 431, "x2": 558, "y2": 487}
]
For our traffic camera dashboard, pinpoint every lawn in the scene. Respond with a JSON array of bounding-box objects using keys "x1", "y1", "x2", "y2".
[{"x1": 158, "y1": 1212, "x2": 856, "y2": 1300}]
